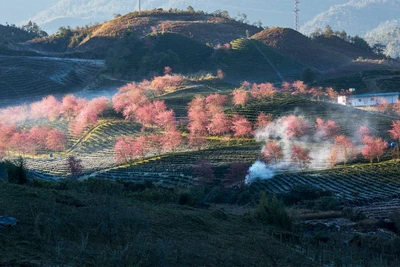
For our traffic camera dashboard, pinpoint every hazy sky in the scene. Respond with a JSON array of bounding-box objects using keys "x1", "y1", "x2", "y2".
[{"x1": 0, "y1": 0, "x2": 350, "y2": 27}]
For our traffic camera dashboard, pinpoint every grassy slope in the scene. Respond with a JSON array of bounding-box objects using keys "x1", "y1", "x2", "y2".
[{"x1": 0, "y1": 181, "x2": 312, "y2": 266}]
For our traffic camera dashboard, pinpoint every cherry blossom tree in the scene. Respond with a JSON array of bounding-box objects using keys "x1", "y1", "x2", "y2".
[
  {"x1": 0, "y1": 105, "x2": 30, "y2": 124},
  {"x1": 389, "y1": 121, "x2": 400, "y2": 141},
  {"x1": 361, "y1": 136, "x2": 387, "y2": 164},
  {"x1": 87, "y1": 97, "x2": 109, "y2": 116},
  {"x1": 281, "y1": 82, "x2": 292, "y2": 93},
  {"x1": 325, "y1": 87, "x2": 338, "y2": 100},
  {"x1": 388, "y1": 120, "x2": 400, "y2": 162},
  {"x1": 207, "y1": 112, "x2": 230, "y2": 135},
  {"x1": 187, "y1": 96, "x2": 208, "y2": 136},
  {"x1": 376, "y1": 99, "x2": 390, "y2": 114},
  {"x1": 114, "y1": 137, "x2": 134, "y2": 163},
  {"x1": 232, "y1": 88, "x2": 249, "y2": 107},
  {"x1": 282, "y1": 115, "x2": 309, "y2": 139},
  {"x1": 205, "y1": 93, "x2": 227, "y2": 113},
  {"x1": 155, "y1": 110, "x2": 177, "y2": 131},
  {"x1": 291, "y1": 145, "x2": 312, "y2": 170},
  {"x1": 309, "y1": 87, "x2": 325, "y2": 101},
  {"x1": 255, "y1": 112, "x2": 273, "y2": 130},
  {"x1": 231, "y1": 114, "x2": 253, "y2": 138},
  {"x1": 61, "y1": 94, "x2": 86, "y2": 119},
  {"x1": 292, "y1": 80, "x2": 308, "y2": 95},
  {"x1": 241, "y1": 81, "x2": 251, "y2": 90},
  {"x1": 32, "y1": 96, "x2": 61, "y2": 121},
  {"x1": 46, "y1": 129, "x2": 67, "y2": 151},
  {"x1": 358, "y1": 126, "x2": 371, "y2": 139},
  {"x1": 334, "y1": 135, "x2": 358, "y2": 165},
  {"x1": 393, "y1": 101, "x2": 400, "y2": 116},
  {"x1": 327, "y1": 146, "x2": 338, "y2": 168},
  {"x1": 29, "y1": 126, "x2": 52, "y2": 153},
  {"x1": 315, "y1": 118, "x2": 341, "y2": 140},
  {"x1": 262, "y1": 141, "x2": 283, "y2": 164},
  {"x1": 162, "y1": 129, "x2": 182, "y2": 152}
]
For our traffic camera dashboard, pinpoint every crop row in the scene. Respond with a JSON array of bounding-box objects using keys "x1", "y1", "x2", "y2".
[{"x1": 251, "y1": 161, "x2": 400, "y2": 204}]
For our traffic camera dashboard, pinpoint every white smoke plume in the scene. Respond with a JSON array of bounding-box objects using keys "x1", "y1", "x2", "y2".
[{"x1": 245, "y1": 160, "x2": 274, "y2": 184}]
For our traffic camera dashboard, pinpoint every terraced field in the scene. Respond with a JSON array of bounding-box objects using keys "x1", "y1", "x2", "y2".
[
  {"x1": 0, "y1": 55, "x2": 104, "y2": 107},
  {"x1": 92, "y1": 141, "x2": 260, "y2": 187},
  {"x1": 252, "y1": 161, "x2": 400, "y2": 207}
]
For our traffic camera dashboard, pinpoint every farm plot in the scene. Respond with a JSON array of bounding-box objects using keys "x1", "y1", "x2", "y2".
[
  {"x1": 92, "y1": 142, "x2": 260, "y2": 186},
  {"x1": 71, "y1": 120, "x2": 143, "y2": 154},
  {"x1": 251, "y1": 161, "x2": 400, "y2": 204},
  {"x1": 0, "y1": 56, "x2": 103, "y2": 107}
]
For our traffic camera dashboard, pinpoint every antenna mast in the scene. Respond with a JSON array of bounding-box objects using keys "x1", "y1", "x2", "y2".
[{"x1": 294, "y1": 0, "x2": 300, "y2": 31}]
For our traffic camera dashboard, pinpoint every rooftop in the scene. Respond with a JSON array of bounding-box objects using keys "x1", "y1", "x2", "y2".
[{"x1": 347, "y1": 92, "x2": 400, "y2": 98}]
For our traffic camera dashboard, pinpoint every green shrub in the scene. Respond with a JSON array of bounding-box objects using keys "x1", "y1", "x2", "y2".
[
  {"x1": 254, "y1": 193, "x2": 292, "y2": 230},
  {"x1": 5, "y1": 156, "x2": 28, "y2": 185}
]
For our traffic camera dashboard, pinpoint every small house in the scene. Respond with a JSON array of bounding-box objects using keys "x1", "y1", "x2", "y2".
[{"x1": 338, "y1": 92, "x2": 400, "y2": 107}]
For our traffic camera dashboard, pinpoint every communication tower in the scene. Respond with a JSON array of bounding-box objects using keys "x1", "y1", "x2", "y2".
[{"x1": 294, "y1": 0, "x2": 300, "y2": 31}]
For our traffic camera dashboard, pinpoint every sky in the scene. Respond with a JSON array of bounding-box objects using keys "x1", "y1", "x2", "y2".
[{"x1": 0, "y1": 0, "x2": 350, "y2": 29}]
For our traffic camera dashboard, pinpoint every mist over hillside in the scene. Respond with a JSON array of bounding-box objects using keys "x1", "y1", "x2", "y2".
[
  {"x1": 301, "y1": 0, "x2": 400, "y2": 37},
  {"x1": 365, "y1": 20, "x2": 400, "y2": 59}
]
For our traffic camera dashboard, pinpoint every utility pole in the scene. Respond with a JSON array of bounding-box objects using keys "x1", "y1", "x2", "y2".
[
  {"x1": 138, "y1": 0, "x2": 141, "y2": 12},
  {"x1": 294, "y1": 0, "x2": 300, "y2": 31}
]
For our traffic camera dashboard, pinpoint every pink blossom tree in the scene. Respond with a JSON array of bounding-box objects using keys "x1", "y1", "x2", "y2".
[
  {"x1": 187, "y1": 96, "x2": 208, "y2": 136},
  {"x1": 162, "y1": 128, "x2": 182, "y2": 152},
  {"x1": 262, "y1": 141, "x2": 283, "y2": 164},
  {"x1": 45, "y1": 129, "x2": 67, "y2": 151},
  {"x1": 255, "y1": 112, "x2": 273, "y2": 130},
  {"x1": 315, "y1": 118, "x2": 341, "y2": 140},
  {"x1": 393, "y1": 101, "x2": 400, "y2": 116},
  {"x1": 61, "y1": 94, "x2": 87, "y2": 119},
  {"x1": 282, "y1": 115, "x2": 309, "y2": 139},
  {"x1": 291, "y1": 145, "x2": 312, "y2": 170},
  {"x1": 292, "y1": 81, "x2": 308, "y2": 95},
  {"x1": 232, "y1": 88, "x2": 249, "y2": 107},
  {"x1": 231, "y1": 114, "x2": 253, "y2": 137},
  {"x1": 334, "y1": 135, "x2": 358, "y2": 165},
  {"x1": 207, "y1": 112, "x2": 230, "y2": 136},
  {"x1": 361, "y1": 136, "x2": 387, "y2": 164}
]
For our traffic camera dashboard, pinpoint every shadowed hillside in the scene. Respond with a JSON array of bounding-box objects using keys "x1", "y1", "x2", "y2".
[{"x1": 0, "y1": 56, "x2": 104, "y2": 107}]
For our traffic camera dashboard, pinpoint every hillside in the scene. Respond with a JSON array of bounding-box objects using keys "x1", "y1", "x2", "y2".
[
  {"x1": 0, "y1": 56, "x2": 105, "y2": 107},
  {"x1": 251, "y1": 27, "x2": 347, "y2": 72},
  {"x1": 252, "y1": 27, "x2": 400, "y2": 77},
  {"x1": 29, "y1": 11, "x2": 262, "y2": 55},
  {"x1": 0, "y1": 25, "x2": 41, "y2": 45}
]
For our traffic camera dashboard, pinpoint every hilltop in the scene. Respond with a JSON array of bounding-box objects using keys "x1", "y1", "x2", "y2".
[
  {"x1": 252, "y1": 27, "x2": 400, "y2": 78},
  {"x1": 28, "y1": 10, "x2": 262, "y2": 54}
]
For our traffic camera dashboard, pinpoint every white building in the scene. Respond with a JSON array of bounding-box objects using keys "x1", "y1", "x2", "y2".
[{"x1": 338, "y1": 92, "x2": 400, "y2": 107}]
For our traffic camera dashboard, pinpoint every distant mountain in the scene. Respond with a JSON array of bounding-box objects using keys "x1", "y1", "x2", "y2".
[
  {"x1": 365, "y1": 20, "x2": 400, "y2": 59},
  {"x1": 29, "y1": 0, "x2": 348, "y2": 33},
  {"x1": 300, "y1": 0, "x2": 400, "y2": 37}
]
